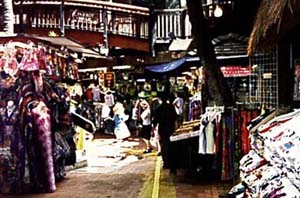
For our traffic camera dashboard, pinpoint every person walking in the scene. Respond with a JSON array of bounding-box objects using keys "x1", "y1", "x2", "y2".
[
  {"x1": 112, "y1": 103, "x2": 130, "y2": 141},
  {"x1": 151, "y1": 94, "x2": 177, "y2": 175},
  {"x1": 140, "y1": 100, "x2": 153, "y2": 153},
  {"x1": 150, "y1": 97, "x2": 162, "y2": 155}
]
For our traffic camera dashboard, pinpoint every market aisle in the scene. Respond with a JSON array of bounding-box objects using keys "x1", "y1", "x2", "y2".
[
  {"x1": 0, "y1": 134, "x2": 232, "y2": 198},
  {"x1": 0, "y1": 135, "x2": 156, "y2": 198}
]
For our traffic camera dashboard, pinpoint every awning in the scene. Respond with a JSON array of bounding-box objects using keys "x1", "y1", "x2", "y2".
[
  {"x1": 32, "y1": 36, "x2": 83, "y2": 48},
  {"x1": 145, "y1": 58, "x2": 186, "y2": 73},
  {"x1": 28, "y1": 35, "x2": 103, "y2": 58}
]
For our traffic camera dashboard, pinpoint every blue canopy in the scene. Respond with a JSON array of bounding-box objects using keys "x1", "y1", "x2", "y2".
[{"x1": 145, "y1": 58, "x2": 186, "y2": 73}]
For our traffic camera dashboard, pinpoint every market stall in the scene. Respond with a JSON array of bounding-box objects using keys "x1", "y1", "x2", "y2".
[
  {"x1": 0, "y1": 41, "x2": 76, "y2": 194},
  {"x1": 169, "y1": 106, "x2": 238, "y2": 180}
]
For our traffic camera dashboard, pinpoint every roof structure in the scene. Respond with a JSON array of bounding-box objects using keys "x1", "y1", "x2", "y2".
[{"x1": 248, "y1": 0, "x2": 300, "y2": 55}]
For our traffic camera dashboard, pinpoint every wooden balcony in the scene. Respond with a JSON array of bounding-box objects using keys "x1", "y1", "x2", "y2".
[
  {"x1": 154, "y1": 8, "x2": 191, "y2": 43},
  {"x1": 12, "y1": 0, "x2": 151, "y2": 51},
  {"x1": 10, "y1": 1, "x2": 192, "y2": 52}
]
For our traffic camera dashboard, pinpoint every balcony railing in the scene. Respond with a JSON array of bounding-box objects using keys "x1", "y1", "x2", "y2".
[
  {"x1": 11, "y1": 1, "x2": 192, "y2": 45},
  {"x1": 154, "y1": 8, "x2": 191, "y2": 43},
  {"x1": 13, "y1": 0, "x2": 150, "y2": 39}
]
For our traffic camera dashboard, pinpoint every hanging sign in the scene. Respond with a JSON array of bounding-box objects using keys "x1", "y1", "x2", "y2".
[
  {"x1": 221, "y1": 66, "x2": 252, "y2": 77},
  {"x1": 104, "y1": 72, "x2": 115, "y2": 88}
]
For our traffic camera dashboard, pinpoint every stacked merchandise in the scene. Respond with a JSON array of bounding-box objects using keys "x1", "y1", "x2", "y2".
[
  {"x1": 170, "y1": 120, "x2": 200, "y2": 141},
  {"x1": 175, "y1": 120, "x2": 200, "y2": 134},
  {"x1": 228, "y1": 109, "x2": 300, "y2": 197}
]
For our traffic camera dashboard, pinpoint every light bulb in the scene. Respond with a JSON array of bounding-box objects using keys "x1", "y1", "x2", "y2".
[{"x1": 214, "y1": 5, "x2": 223, "y2": 17}]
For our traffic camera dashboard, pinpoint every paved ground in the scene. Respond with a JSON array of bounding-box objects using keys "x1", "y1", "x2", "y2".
[{"x1": 0, "y1": 134, "x2": 233, "y2": 198}]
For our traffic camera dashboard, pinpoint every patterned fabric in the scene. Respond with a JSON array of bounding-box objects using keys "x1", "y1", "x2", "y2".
[
  {"x1": 188, "y1": 100, "x2": 202, "y2": 121},
  {"x1": 32, "y1": 101, "x2": 56, "y2": 192},
  {"x1": 0, "y1": 105, "x2": 20, "y2": 194},
  {"x1": 0, "y1": 70, "x2": 72, "y2": 194}
]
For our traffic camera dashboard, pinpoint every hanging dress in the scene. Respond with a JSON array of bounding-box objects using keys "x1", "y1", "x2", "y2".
[{"x1": 0, "y1": 105, "x2": 20, "y2": 194}]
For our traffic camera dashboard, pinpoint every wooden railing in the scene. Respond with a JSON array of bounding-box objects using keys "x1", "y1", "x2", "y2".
[
  {"x1": 13, "y1": 0, "x2": 150, "y2": 39},
  {"x1": 154, "y1": 8, "x2": 191, "y2": 43},
  {"x1": 12, "y1": 1, "x2": 192, "y2": 45}
]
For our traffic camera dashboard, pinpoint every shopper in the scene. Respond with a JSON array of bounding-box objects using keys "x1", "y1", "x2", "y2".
[
  {"x1": 150, "y1": 97, "x2": 162, "y2": 155},
  {"x1": 151, "y1": 94, "x2": 177, "y2": 175},
  {"x1": 172, "y1": 92, "x2": 184, "y2": 129},
  {"x1": 140, "y1": 100, "x2": 153, "y2": 153},
  {"x1": 112, "y1": 103, "x2": 130, "y2": 141}
]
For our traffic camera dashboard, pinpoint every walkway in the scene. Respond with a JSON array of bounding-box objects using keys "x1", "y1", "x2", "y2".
[{"x1": 0, "y1": 134, "x2": 233, "y2": 198}]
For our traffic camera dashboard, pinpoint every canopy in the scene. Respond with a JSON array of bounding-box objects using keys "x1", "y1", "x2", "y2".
[
  {"x1": 31, "y1": 36, "x2": 102, "y2": 58},
  {"x1": 145, "y1": 58, "x2": 186, "y2": 73}
]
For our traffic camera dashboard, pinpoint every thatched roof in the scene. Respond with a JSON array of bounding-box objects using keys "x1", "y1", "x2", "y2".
[{"x1": 248, "y1": 0, "x2": 300, "y2": 55}]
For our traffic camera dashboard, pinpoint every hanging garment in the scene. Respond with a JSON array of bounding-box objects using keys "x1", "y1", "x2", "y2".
[
  {"x1": 215, "y1": 113, "x2": 222, "y2": 153},
  {"x1": 198, "y1": 120, "x2": 216, "y2": 154},
  {"x1": 188, "y1": 99, "x2": 202, "y2": 121},
  {"x1": 221, "y1": 114, "x2": 235, "y2": 181},
  {"x1": 16, "y1": 98, "x2": 55, "y2": 193},
  {"x1": 240, "y1": 110, "x2": 257, "y2": 155},
  {"x1": 205, "y1": 120, "x2": 216, "y2": 154},
  {"x1": 104, "y1": 92, "x2": 115, "y2": 107},
  {"x1": 0, "y1": 105, "x2": 20, "y2": 194},
  {"x1": 31, "y1": 101, "x2": 56, "y2": 192},
  {"x1": 92, "y1": 86, "x2": 101, "y2": 102},
  {"x1": 53, "y1": 131, "x2": 69, "y2": 181},
  {"x1": 198, "y1": 124, "x2": 206, "y2": 154}
]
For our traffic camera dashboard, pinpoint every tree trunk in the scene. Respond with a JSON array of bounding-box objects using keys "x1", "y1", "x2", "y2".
[{"x1": 186, "y1": 0, "x2": 234, "y2": 107}]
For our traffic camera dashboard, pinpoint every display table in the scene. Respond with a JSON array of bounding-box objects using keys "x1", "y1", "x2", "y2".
[
  {"x1": 169, "y1": 130, "x2": 216, "y2": 176},
  {"x1": 170, "y1": 130, "x2": 201, "y2": 142},
  {"x1": 169, "y1": 130, "x2": 201, "y2": 170}
]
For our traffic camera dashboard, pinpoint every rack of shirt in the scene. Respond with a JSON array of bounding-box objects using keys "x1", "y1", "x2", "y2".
[{"x1": 198, "y1": 106, "x2": 224, "y2": 154}]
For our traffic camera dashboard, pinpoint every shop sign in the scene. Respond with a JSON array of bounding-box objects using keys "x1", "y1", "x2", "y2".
[
  {"x1": 69, "y1": 9, "x2": 99, "y2": 24},
  {"x1": 104, "y1": 72, "x2": 115, "y2": 88},
  {"x1": 221, "y1": 66, "x2": 252, "y2": 77}
]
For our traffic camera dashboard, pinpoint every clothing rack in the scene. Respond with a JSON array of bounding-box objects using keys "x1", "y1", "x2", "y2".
[{"x1": 205, "y1": 106, "x2": 238, "y2": 181}]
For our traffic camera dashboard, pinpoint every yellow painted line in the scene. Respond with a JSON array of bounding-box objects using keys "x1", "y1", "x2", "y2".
[{"x1": 152, "y1": 156, "x2": 162, "y2": 198}]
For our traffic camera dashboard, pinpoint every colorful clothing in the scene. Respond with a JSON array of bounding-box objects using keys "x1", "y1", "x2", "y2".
[{"x1": 0, "y1": 105, "x2": 20, "y2": 194}]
